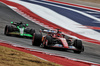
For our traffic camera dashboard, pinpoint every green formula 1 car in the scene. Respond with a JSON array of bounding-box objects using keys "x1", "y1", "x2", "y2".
[{"x1": 4, "y1": 22, "x2": 35, "y2": 38}]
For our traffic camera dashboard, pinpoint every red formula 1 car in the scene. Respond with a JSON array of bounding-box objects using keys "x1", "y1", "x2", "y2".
[{"x1": 32, "y1": 29, "x2": 84, "y2": 54}]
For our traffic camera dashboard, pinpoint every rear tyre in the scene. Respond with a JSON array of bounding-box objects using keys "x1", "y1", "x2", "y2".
[
  {"x1": 25, "y1": 28, "x2": 35, "y2": 35},
  {"x1": 4, "y1": 25, "x2": 13, "y2": 36},
  {"x1": 32, "y1": 33, "x2": 42, "y2": 46},
  {"x1": 73, "y1": 39, "x2": 84, "y2": 54},
  {"x1": 24, "y1": 28, "x2": 35, "y2": 38}
]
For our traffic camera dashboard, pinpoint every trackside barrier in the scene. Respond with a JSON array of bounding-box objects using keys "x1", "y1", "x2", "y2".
[{"x1": 0, "y1": 42, "x2": 100, "y2": 66}]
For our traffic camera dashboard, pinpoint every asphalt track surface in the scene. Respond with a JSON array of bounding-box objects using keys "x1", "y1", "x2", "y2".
[{"x1": 0, "y1": 2, "x2": 100, "y2": 64}]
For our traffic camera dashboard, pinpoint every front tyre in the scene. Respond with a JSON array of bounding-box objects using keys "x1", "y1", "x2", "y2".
[
  {"x1": 32, "y1": 33, "x2": 42, "y2": 46},
  {"x1": 73, "y1": 39, "x2": 84, "y2": 54},
  {"x1": 4, "y1": 25, "x2": 12, "y2": 36}
]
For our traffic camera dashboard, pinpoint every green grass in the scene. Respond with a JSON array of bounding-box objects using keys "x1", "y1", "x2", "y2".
[{"x1": 0, "y1": 46, "x2": 61, "y2": 66}]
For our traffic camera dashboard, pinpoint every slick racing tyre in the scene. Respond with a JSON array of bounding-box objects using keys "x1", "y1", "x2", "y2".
[
  {"x1": 73, "y1": 39, "x2": 84, "y2": 54},
  {"x1": 32, "y1": 33, "x2": 42, "y2": 46},
  {"x1": 30, "y1": 29, "x2": 35, "y2": 35},
  {"x1": 4, "y1": 25, "x2": 13, "y2": 36},
  {"x1": 25, "y1": 28, "x2": 35, "y2": 35},
  {"x1": 42, "y1": 35, "x2": 53, "y2": 48},
  {"x1": 45, "y1": 35, "x2": 52, "y2": 45}
]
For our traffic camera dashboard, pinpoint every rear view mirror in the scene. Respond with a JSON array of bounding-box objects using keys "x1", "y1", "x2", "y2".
[
  {"x1": 26, "y1": 24, "x2": 28, "y2": 26},
  {"x1": 11, "y1": 22, "x2": 14, "y2": 24}
]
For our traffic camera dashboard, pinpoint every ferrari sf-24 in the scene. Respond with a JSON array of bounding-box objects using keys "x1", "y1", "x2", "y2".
[{"x1": 32, "y1": 29, "x2": 84, "y2": 54}]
